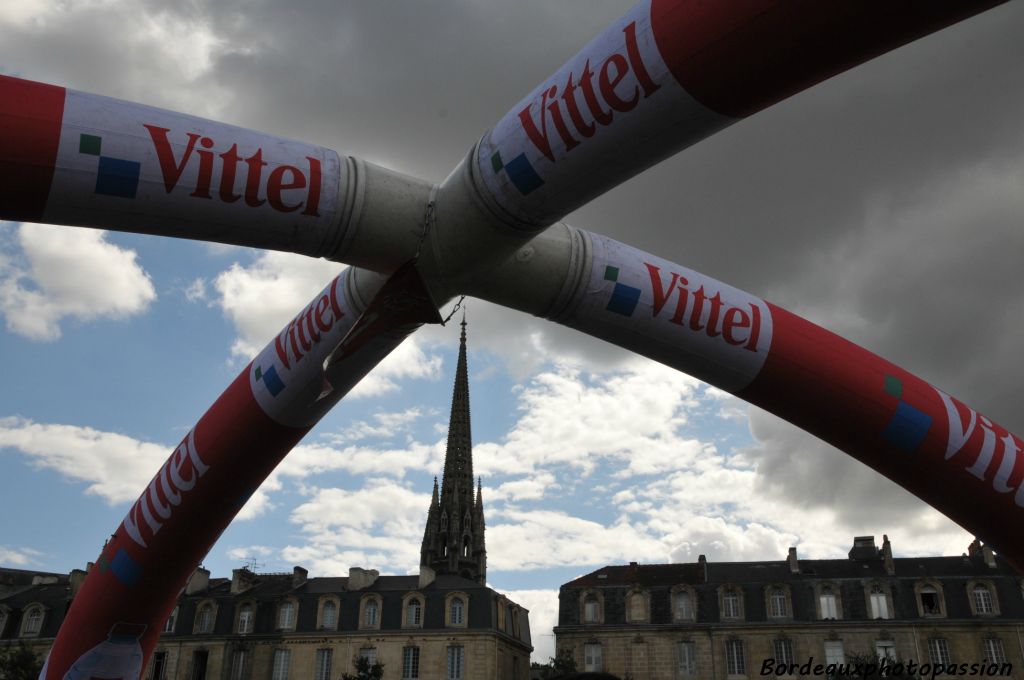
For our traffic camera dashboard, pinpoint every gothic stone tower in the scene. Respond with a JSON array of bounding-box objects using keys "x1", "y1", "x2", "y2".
[{"x1": 420, "y1": 317, "x2": 486, "y2": 584}]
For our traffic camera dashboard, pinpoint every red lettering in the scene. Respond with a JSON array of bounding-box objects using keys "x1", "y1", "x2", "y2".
[
  {"x1": 705, "y1": 292, "x2": 724, "y2": 338},
  {"x1": 301, "y1": 156, "x2": 323, "y2": 217},
  {"x1": 623, "y1": 22, "x2": 660, "y2": 98},
  {"x1": 329, "y1": 275, "x2": 344, "y2": 320},
  {"x1": 267, "y1": 165, "x2": 306, "y2": 212},
  {"x1": 722, "y1": 307, "x2": 750, "y2": 345},
  {"x1": 599, "y1": 53, "x2": 639, "y2": 113},
  {"x1": 218, "y1": 144, "x2": 243, "y2": 203},
  {"x1": 745, "y1": 303, "x2": 761, "y2": 352},
  {"x1": 644, "y1": 263, "x2": 679, "y2": 316},
  {"x1": 580, "y1": 59, "x2": 613, "y2": 126},
  {"x1": 244, "y1": 149, "x2": 267, "y2": 207},
  {"x1": 314, "y1": 297, "x2": 332, "y2": 333},
  {"x1": 688, "y1": 286, "x2": 707, "y2": 332},
  {"x1": 562, "y1": 72, "x2": 595, "y2": 139},
  {"x1": 191, "y1": 137, "x2": 215, "y2": 198},
  {"x1": 670, "y1": 278, "x2": 689, "y2": 325},
  {"x1": 144, "y1": 125, "x2": 200, "y2": 193},
  {"x1": 518, "y1": 87, "x2": 557, "y2": 162}
]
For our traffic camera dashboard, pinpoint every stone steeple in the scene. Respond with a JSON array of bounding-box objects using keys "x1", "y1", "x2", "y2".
[{"x1": 420, "y1": 315, "x2": 486, "y2": 584}]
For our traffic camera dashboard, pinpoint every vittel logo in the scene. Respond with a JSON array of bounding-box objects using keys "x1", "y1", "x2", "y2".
[
  {"x1": 122, "y1": 429, "x2": 208, "y2": 549},
  {"x1": 143, "y1": 125, "x2": 323, "y2": 215}
]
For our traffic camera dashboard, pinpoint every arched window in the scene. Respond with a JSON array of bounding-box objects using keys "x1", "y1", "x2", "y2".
[
  {"x1": 869, "y1": 585, "x2": 890, "y2": 619},
  {"x1": 237, "y1": 603, "x2": 254, "y2": 634},
  {"x1": 721, "y1": 588, "x2": 741, "y2": 620},
  {"x1": 973, "y1": 585, "x2": 994, "y2": 614},
  {"x1": 627, "y1": 590, "x2": 647, "y2": 622},
  {"x1": 20, "y1": 606, "x2": 43, "y2": 636},
  {"x1": 440, "y1": 512, "x2": 448, "y2": 531},
  {"x1": 583, "y1": 594, "x2": 601, "y2": 623},
  {"x1": 364, "y1": 599, "x2": 379, "y2": 627},
  {"x1": 450, "y1": 597, "x2": 464, "y2": 625},
  {"x1": 819, "y1": 587, "x2": 838, "y2": 619},
  {"x1": 674, "y1": 590, "x2": 694, "y2": 621},
  {"x1": 916, "y1": 583, "x2": 944, "y2": 617},
  {"x1": 769, "y1": 588, "x2": 787, "y2": 618},
  {"x1": 278, "y1": 601, "x2": 296, "y2": 630},
  {"x1": 163, "y1": 606, "x2": 178, "y2": 633},
  {"x1": 407, "y1": 598, "x2": 422, "y2": 626},
  {"x1": 321, "y1": 600, "x2": 338, "y2": 629},
  {"x1": 196, "y1": 603, "x2": 214, "y2": 634}
]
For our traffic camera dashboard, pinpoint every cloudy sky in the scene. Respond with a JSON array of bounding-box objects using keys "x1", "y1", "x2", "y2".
[{"x1": 2, "y1": 0, "x2": 1023, "y2": 662}]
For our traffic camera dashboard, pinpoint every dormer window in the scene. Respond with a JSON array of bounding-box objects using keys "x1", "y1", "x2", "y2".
[
  {"x1": 583, "y1": 593, "x2": 601, "y2": 623},
  {"x1": 20, "y1": 605, "x2": 43, "y2": 637},
  {"x1": 196, "y1": 603, "x2": 215, "y2": 634},
  {"x1": 237, "y1": 603, "x2": 254, "y2": 634},
  {"x1": 364, "y1": 599, "x2": 379, "y2": 627},
  {"x1": 278, "y1": 601, "x2": 297, "y2": 630},
  {"x1": 408, "y1": 598, "x2": 422, "y2": 626},
  {"x1": 869, "y1": 585, "x2": 891, "y2": 620},
  {"x1": 321, "y1": 600, "x2": 338, "y2": 630},
  {"x1": 769, "y1": 588, "x2": 788, "y2": 618},
  {"x1": 819, "y1": 587, "x2": 838, "y2": 620}
]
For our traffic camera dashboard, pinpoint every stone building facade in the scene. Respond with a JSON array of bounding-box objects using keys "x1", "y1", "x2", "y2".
[
  {"x1": 554, "y1": 536, "x2": 1022, "y2": 679},
  {"x1": 0, "y1": 319, "x2": 532, "y2": 680}
]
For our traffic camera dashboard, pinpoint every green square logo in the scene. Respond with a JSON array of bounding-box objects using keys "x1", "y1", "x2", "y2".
[{"x1": 79, "y1": 133, "x2": 102, "y2": 156}]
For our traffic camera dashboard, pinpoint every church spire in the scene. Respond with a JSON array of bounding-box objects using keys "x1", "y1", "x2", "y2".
[{"x1": 420, "y1": 313, "x2": 486, "y2": 584}]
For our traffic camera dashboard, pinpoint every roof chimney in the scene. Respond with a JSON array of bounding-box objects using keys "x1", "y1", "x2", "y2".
[
  {"x1": 185, "y1": 567, "x2": 210, "y2": 595},
  {"x1": 419, "y1": 565, "x2": 436, "y2": 589},
  {"x1": 881, "y1": 535, "x2": 895, "y2": 575},
  {"x1": 787, "y1": 547, "x2": 799, "y2": 574},
  {"x1": 292, "y1": 566, "x2": 308, "y2": 588},
  {"x1": 231, "y1": 568, "x2": 258, "y2": 594},
  {"x1": 348, "y1": 567, "x2": 379, "y2": 590},
  {"x1": 698, "y1": 554, "x2": 708, "y2": 582},
  {"x1": 848, "y1": 536, "x2": 877, "y2": 561},
  {"x1": 69, "y1": 568, "x2": 88, "y2": 598},
  {"x1": 982, "y1": 544, "x2": 996, "y2": 568}
]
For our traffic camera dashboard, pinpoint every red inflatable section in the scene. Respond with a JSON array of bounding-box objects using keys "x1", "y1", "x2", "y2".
[
  {"x1": 649, "y1": 0, "x2": 1007, "y2": 118},
  {"x1": 42, "y1": 369, "x2": 308, "y2": 677},
  {"x1": 740, "y1": 305, "x2": 1024, "y2": 571},
  {"x1": 0, "y1": 75, "x2": 65, "y2": 223}
]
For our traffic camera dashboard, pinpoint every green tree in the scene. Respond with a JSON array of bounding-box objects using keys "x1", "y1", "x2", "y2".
[
  {"x1": 0, "y1": 642, "x2": 43, "y2": 680},
  {"x1": 340, "y1": 655, "x2": 383, "y2": 680},
  {"x1": 541, "y1": 648, "x2": 577, "y2": 678},
  {"x1": 827, "y1": 651, "x2": 903, "y2": 680}
]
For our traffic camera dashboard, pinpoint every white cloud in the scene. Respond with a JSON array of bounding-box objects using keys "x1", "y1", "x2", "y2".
[
  {"x1": 0, "y1": 224, "x2": 156, "y2": 341},
  {"x1": 0, "y1": 417, "x2": 165, "y2": 504},
  {"x1": 184, "y1": 277, "x2": 207, "y2": 302},
  {"x1": 502, "y1": 588, "x2": 560, "y2": 663},
  {"x1": 0, "y1": 545, "x2": 44, "y2": 567},
  {"x1": 212, "y1": 251, "x2": 443, "y2": 393}
]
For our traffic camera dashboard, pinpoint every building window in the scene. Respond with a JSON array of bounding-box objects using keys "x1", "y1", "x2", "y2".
[
  {"x1": 402, "y1": 647, "x2": 420, "y2": 680},
  {"x1": 447, "y1": 645, "x2": 465, "y2": 680},
  {"x1": 278, "y1": 601, "x2": 296, "y2": 630},
  {"x1": 774, "y1": 639, "x2": 794, "y2": 668},
  {"x1": 722, "y1": 588, "x2": 741, "y2": 620},
  {"x1": 973, "y1": 585, "x2": 995, "y2": 614},
  {"x1": 321, "y1": 600, "x2": 337, "y2": 630},
  {"x1": 407, "y1": 598, "x2": 422, "y2": 626},
  {"x1": 230, "y1": 650, "x2": 247, "y2": 680},
  {"x1": 628, "y1": 590, "x2": 647, "y2": 622},
  {"x1": 237, "y1": 603, "x2": 254, "y2": 634},
  {"x1": 191, "y1": 651, "x2": 209, "y2": 680},
  {"x1": 21, "y1": 606, "x2": 43, "y2": 636},
  {"x1": 769, "y1": 588, "x2": 788, "y2": 618},
  {"x1": 152, "y1": 652, "x2": 167, "y2": 680},
  {"x1": 314, "y1": 650, "x2": 332, "y2": 680},
  {"x1": 583, "y1": 594, "x2": 600, "y2": 623},
  {"x1": 819, "y1": 587, "x2": 838, "y2": 620},
  {"x1": 584, "y1": 643, "x2": 602, "y2": 672},
  {"x1": 875, "y1": 641, "x2": 896, "y2": 662},
  {"x1": 928, "y1": 638, "x2": 951, "y2": 665},
  {"x1": 824, "y1": 641, "x2": 845, "y2": 666},
  {"x1": 360, "y1": 648, "x2": 377, "y2": 666},
  {"x1": 362, "y1": 598, "x2": 380, "y2": 628},
  {"x1": 196, "y1": 603, "x2": 214, "y2": 634},
  {"x1": 918, "y1": 584, "x2": 944, "y2": 617},
  {"x1": 163, "y1": 607, "x2": 178, "y2": 633},
  {"x1": 271, "y1": 650, "x2": 290, "y2": 680},
  {"x1": 725, "y1": 640, "x2": 745, "y2": 676},
  {"x1": 869, "y1": 585, "x2": 890, "y2": 619},
  {"x1": 678, "y1": 641, "x2": 697, "y2": 676},
  {"x1": 674, "y1": 590, "x2": 694, "y2": 621},
  {"x1": 450, "y1": 596, "x2": 464, "y2": 625},
  {"x1": 984, "y1": 638, "x2": 1006, "y2": 665}
]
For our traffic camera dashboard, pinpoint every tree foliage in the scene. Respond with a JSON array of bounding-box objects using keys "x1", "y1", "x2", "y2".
[
  {"x1": 0, "y1": 643, "x2": 43, "y2": 680},
  {"x1": 340, "y1": 655, "x2": 384, "y2": 680}
]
